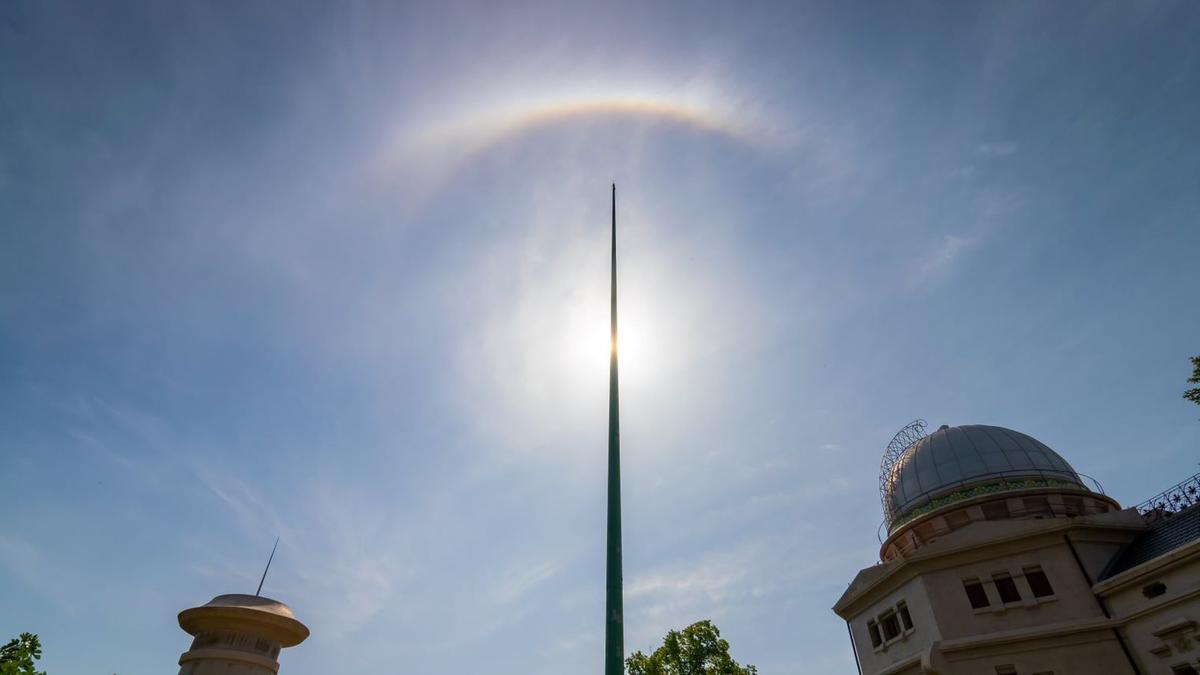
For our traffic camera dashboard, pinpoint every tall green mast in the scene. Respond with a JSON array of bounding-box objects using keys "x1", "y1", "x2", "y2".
[{"x1": 605, "y1": 183, "x2": 625, "y2": 675}]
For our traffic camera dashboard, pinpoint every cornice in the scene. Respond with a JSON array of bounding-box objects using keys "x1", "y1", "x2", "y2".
[
  {"x1": 835, "y1": 513, "x2": 1145, "y2": 617},
  {"x1": 1094, "y1": 537, "x2": 1200, "y2": 596},
  {"x1": 935, "y1": 616, "x2": 1116, "y2": 653}
]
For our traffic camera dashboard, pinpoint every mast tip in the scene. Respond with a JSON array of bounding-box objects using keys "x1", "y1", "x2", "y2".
[{"x1": 256, "y1": 536, "x2": 280, "y2": 597}]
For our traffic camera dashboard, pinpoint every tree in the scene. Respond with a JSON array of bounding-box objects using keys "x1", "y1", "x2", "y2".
[
  {"x1": 1185, "y1": 356, "x2": 1200, "y2": 408},
  {"x1": 0, "y1": 633, "x2": 46, "y2": 675},
  {"x1": 626, "y1": 620, "x2": 757, "y2": 675}
]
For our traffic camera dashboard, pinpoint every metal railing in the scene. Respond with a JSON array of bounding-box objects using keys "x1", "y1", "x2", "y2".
[
  {"x1": 1134, "y1": 469, "x2": 1200, "y2": 520},
  {"x1": 877, "y1": 471, "x2": 1108, "y2": 544}
]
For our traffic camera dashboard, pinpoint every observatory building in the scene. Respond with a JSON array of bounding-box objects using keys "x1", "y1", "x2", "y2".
[
  {"x1": 833, "y1": 422, "x2": 1200, "y2": 675},
  {"x1": 177, "y1": 593, "x2": 308, "y2": 674}
]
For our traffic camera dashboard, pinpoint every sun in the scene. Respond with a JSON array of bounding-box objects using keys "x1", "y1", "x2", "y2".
[{"x1": 560, "y1": 293, "x2": 656, "y2": 391}]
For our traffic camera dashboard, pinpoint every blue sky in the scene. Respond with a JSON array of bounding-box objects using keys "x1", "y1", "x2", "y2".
[{"x1": 1, "y1": 2, "x2": 1198, "y2": 673}]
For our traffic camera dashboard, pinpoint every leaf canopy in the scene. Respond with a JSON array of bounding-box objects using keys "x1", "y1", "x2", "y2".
[
  {"x1": 0, "y1": 633, "x2": 46, "y2": 675},
  {"x1": 1185, "y1": 355, "x2": 1200, "y2": 407},
  {"x1": 626, "y1": 620, "x2": 757, "y2": 675}
]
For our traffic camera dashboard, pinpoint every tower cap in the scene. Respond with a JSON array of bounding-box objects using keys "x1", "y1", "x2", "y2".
[{"x1": 178, "y1": 593, "x2": 309, "y2": 647}]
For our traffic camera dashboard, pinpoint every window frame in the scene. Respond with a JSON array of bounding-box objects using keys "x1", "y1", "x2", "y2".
[
  {"x1": 1023, "y1": 566, "x2": 1056, "y2": 599},
  {"x1": 993, "y1": 572, "x2": 1022, "y2": 605},
  {"x1": 964, "y1": 578, "x2": 991, "y2": 609},
  {"x1": 879, "y1": 609, "x2": 901, "y2": 642},
  {"x1": 865, "y1": 598, "x2": 916, "y2": 653},
  {"x1": 897, "y1": 601, "x2": 913, "y2": 631}
]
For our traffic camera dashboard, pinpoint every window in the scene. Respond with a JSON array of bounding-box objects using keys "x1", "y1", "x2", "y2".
[
  {"x1": 995, "y1": 666, "x2": 1017, "y2": 675},
  {"x1": 1143, "y1": 581, "x2": 1167, "y2": 599},
  {"x1": 1032, "y1": 672, "x2": 1056, "y2": 675},
  {"x1": 994, "y1": 574, "x2": 1022, "y2": 604},
  {"x1": 1024, "y1": 567, "x2": 1055, "y2": 598},
  {"x1": 1171, "y1": 665, "x2": 1198, "y2": 675},
  {"x1": 880, "y1": 610, "x2": 901, "y2": 641},
  {"x1": 867, "y1": 599, "x2": 916, "y2": 650},
  {"x1": 897, "y1": 601, "x2": 913, "y2": 631},
  {"x1": 964, "y1": 580, "x2": 990, "y2": 609}
]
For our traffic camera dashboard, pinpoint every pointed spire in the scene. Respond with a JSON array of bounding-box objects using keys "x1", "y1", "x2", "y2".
[
  {"x1": 605, "y1": 183, "x2": 625, "y2": 675},
  {"x1": 256, "y1": 537, "x2": 280, "y2": 597}
]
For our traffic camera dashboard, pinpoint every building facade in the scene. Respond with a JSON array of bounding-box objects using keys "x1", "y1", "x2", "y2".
[{"x1": 833, "y1": 423, "x2": 1200, "y2": 675}]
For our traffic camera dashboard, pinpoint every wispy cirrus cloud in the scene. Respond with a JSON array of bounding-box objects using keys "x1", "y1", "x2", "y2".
[
  {"x1": 917, "y1": 233, "x2": 981, "y2": 280},
  {"x1": 0, "y1": 534, "x2": 79, "y2": 614},
  {"x1": 977, "y1": 141, "x2": 1019, "y2": 157}
]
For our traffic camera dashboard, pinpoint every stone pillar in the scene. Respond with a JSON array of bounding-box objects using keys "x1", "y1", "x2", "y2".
[{"x1": 177, "y1": 594, "x2": 309, "y2": 674}]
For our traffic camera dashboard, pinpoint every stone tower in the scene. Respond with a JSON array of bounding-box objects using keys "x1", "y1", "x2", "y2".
[{"x1": 177, "y1": 594, "x2": 309, "y2": 674}]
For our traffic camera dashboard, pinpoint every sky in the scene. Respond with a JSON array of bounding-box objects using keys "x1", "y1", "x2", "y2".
[{"x1": 1, "y1": 1, "x2": 1198, "y2": 673}]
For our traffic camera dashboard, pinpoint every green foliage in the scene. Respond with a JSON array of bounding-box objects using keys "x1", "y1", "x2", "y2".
[
  {"x1": 0, "y1": 633, "x2": 46, "y2": 675},
  {"x1": 1185, "y1": 356, "x2": 1200, "y2": 408},
  {"x1": 626, "y1": 620, "x2": 757, "y2": 675}
]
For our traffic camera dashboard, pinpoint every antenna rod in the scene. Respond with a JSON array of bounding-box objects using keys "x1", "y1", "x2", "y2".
[
  {"x1": 605, "y1": 182, "x2": 625, "y2": 675},
  {"x1": 256, "y1": 537, "x2": 279, "y2": 597}
]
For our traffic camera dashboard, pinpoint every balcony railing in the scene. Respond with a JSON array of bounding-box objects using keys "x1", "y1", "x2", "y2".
[
  {"x1": 881, "y1": 470, "x2": 1106, "y2": 532},
  {"x1": 1134, "y1": 470, "x2": 1200, "y2": 521},
  {"x1": 877, "y1": 471, "x2": 1108, "y2": 543}
]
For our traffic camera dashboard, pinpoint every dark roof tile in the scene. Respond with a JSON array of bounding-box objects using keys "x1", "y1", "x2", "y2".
[{"x1": 1102, "y1": 505, "x2": 1200, "y2": 580}]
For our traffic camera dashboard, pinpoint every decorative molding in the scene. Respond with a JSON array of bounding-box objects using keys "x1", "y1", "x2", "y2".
[{"x1": 890, "y1": 478, "x2": 1088, "y2": 530}]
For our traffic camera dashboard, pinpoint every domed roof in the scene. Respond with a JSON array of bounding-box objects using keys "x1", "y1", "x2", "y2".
[
  {"x1": 198, "y1": 593, "x2": 298, "y2": 619},
  {"x1": 179, "y1": 593, "x2": 309, "y2": 646},
  {"x1": 883, "y1": 424, "x2": 1085, "y2": 527}
]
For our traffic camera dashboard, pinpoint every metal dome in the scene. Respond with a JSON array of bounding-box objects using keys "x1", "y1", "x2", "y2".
[{"x1": 882, "y1": 424, "x2": 1086, "y2": 527}]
